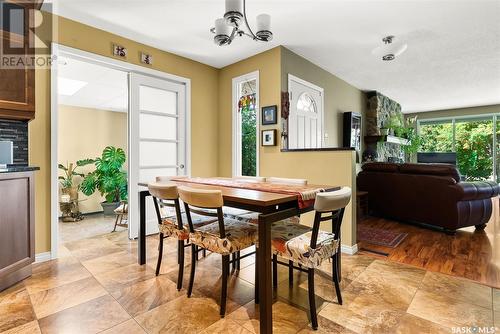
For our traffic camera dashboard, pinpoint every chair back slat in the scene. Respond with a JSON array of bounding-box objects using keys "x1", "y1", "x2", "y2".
[
  {"x1": 309, "y1": 188, "x2": 351, "y2": 250},
  {"x1": 267, "y1": 177, "x2": 307, "y2": 185},
  {"x1": 148, "y1": 182, "x2": 183, "y2": 230},
  {"x1": 179, "y1": 186, "x2": 226, "y2": 239}
]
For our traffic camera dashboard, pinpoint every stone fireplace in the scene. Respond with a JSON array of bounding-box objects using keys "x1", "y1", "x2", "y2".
[{"x1": 364, "y1": 91, "x2": 405, "y2": 162}]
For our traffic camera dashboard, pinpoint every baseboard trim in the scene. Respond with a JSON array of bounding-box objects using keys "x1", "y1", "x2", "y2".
[
  {"x1": 35, "y1": 252, "x2": 52, "y2": 263},
  {"x1": 341, "y1": 243, "x2": 358, "y2": 255}
]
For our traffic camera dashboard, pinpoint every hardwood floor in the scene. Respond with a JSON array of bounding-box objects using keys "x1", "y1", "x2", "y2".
[{"x1": 358, "y1": 196, "x2": 500, "y2": 288}]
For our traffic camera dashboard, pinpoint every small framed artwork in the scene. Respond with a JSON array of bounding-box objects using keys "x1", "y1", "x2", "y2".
[
  {"x1": 141, "y1": 52, "x2": 153, "y2": 65},
  {"x1": 112, "y1": 44, "x2": 127, "y2": 58},
  {"x1": 262, "y1": 105, "x2": 278, "y2": 125},
  {"x1": 262, "y1": 129, "x2": 277, "y2": 146}
]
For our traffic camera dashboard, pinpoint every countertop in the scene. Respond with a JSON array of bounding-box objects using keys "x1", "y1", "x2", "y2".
[{"x1": 0, "y1": 165, "x2": 40, "y2": 174}]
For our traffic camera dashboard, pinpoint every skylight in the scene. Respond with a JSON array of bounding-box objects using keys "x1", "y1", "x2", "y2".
[{"x1": 58, "y1": 77, "x2": 88, "y2": 96}]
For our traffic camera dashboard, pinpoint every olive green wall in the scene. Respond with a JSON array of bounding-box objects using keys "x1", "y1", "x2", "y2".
[{"x1": 281, "y1": 47, "x2": 366, "y2": 148}]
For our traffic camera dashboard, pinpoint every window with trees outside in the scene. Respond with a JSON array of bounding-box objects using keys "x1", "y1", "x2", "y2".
[
  {"x1": 418, "y1": 115, "x2": 499, "y2": 182},
  {"x1": 238, "y1": 81, "x2": 257, "y2": 176}
]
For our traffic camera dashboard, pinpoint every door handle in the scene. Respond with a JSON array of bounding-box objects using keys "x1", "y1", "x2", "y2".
[{"x1": 178, "y1": 164, "x2": 185, "y2": 169}]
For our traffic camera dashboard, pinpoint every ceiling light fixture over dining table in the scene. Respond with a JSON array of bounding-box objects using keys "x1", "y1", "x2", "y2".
[{"x1": 210, "y1": 0, "x2": 273, "y2": 46}]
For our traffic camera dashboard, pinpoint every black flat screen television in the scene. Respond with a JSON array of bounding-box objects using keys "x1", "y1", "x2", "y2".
[{"x1": 417, "y1": 152, "x2": 457, "y2": 165}]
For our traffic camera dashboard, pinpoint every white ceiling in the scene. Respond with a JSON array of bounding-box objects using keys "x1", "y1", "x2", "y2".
[
  {"x1": 47, "y1": 0, "x2": 500, "y2": 113},
  {"x1": 57, "y1": 57, "x2": 128, "y2": 112}
]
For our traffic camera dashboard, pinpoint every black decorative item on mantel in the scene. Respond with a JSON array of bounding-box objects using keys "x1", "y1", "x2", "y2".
[{"x1": 362, "y1": 147, "x2": 378, "y2": 162}]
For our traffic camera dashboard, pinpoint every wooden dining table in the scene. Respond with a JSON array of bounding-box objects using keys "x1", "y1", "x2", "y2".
[{"x1": 137, "y1": 178, "x2": 338, "y2": 334}]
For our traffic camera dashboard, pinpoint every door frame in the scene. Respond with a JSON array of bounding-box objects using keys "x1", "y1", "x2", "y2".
[
  {"x1": 50, "y1": 43, "x2": 191, "y2": 259},
  {"x1": 287, "y1": 74, "x2": 325, "y2": 148},
  {"x1": 231, "y1": 71, "x2": 260, "y2": 177}
]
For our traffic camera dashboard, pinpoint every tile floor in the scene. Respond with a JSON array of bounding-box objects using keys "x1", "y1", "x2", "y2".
[{"x1": 1, "y1": 230, "x2": 499, "y2": 333}]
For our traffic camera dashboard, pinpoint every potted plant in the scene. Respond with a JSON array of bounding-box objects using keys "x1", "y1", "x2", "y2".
[
  {"x1": 58, "y1": 161, "x2": 91, "y2": 201},
  {"x1": 80, "y1": 146, "x2": 128, "y2": 216}
]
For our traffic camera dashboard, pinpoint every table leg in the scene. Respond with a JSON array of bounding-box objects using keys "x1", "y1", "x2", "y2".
[
  {"x1": 257, "y1": 216, "x2": 272, "y2": 334},
  {"x1": 138, "y1": 190, "x2": 148, "y2": 265}
]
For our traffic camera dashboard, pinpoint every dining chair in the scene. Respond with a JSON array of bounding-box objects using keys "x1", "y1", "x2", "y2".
[
  {"x1": 234, "y1": 176, "x2": 267, "y2": 182},
  {"x1": 271, "y1": 187, "x2": 351, "y2": 330},
  {"x1": 148, "y1": 182, "x2": 217, "y2": 290},
  {"x1": 112, "y1": 200, "x2": 128, "y2": 232},
  {"x1": 267, "y1": 177, "x2": 308, "y2": 185},
  {"x1": 178, "y1": 186, "x2": 259, "y2": 317}
]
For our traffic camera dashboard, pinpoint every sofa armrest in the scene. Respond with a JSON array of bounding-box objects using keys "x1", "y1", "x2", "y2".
[{"x1": 454, "y1": 181, "x2": 499, "y2": 201}]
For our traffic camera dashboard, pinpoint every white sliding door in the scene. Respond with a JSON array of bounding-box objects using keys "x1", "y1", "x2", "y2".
[{"x1": 129, "y1": 73, "x2": 187, "y2": 238}]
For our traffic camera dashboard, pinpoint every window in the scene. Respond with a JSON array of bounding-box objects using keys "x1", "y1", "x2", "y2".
[
  {"x1": 297, "y1": 93, "x2": 317, "y2": 115},
  {"x1": 232, "y1": 72, "x2": 259, "y2": 177},
  {"x1": 418, "y1": 115, "x2": 499, "y2": 182}
]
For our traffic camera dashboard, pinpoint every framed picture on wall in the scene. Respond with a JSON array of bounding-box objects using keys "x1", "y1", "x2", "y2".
[
  {"x1": 262, "y1": 129, "x2": 277, "y2": 146},
  {"x1": 262, "y1": 105, "x2": 278, "y2": 125}
]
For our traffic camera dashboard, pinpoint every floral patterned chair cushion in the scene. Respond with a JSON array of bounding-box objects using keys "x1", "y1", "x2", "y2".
[
  {"x1": 159, "y1": 213, "x2": 217, "y2": 240},
  {"x1": 189, "y1": 217, "x2": 258, "y2": 255},
  {"x1": 223, "y1": 211, "x2": 300, "y2": 225},
  {"x1": 271, "y1": 219, "x2": 339, "y2": 268}
]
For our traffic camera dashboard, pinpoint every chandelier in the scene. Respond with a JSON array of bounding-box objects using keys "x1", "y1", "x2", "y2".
[{"x1": 211, "y1": 0, "x2": 273, "y2": 46}]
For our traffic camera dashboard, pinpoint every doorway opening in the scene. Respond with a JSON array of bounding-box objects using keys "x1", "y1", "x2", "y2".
[
  {"x1": 232, "y1": 71, "x2": 259, "y2": 177},
  {"x1": 51, "y1": 44, "x2": 191, "y2": 259},
  {"x1": 56, "y1": 56, "x2": 129, "y2": 245}
]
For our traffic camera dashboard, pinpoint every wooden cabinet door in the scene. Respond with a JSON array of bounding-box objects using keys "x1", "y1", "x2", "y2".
[
  {"x1": 0, "y1": 1, "x2": 35, "y2": 120},
  {"x1": 0, "y1": 172, "x2": 35, "y2": 278}
]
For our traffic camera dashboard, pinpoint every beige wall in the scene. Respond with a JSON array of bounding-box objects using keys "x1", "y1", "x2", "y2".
[
  {"x1": 32, "y1": 13, "x2": 220, "y2": 253},
  {"x1": 281, "y1": 47, "x2": 366, "y2": 149},
  {"x1": 406, "y1": 104, "x2": 500, "y2": 120},
  {"x1": 57, "y1": 105, "x2": 127, "y2": 214},
  {"x1": 218, "y1": 47, "x2": 358, "y2": 246}
]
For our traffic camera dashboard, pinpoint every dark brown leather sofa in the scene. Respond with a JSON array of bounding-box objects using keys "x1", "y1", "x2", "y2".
[{"x1": 357, "y1": 162, "x2": 499, "y2": 233}]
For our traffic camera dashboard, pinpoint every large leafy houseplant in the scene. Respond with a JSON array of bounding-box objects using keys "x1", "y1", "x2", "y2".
[{"x1": 80, "y1": 146, "x2": 127, "y2": 204}]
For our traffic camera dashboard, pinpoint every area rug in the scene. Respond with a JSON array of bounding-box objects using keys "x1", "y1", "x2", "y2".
[{"x1": 357, "y1": 226, "x2": 408, "y2": 248}]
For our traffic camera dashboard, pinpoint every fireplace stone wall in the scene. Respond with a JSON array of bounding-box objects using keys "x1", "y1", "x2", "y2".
[{"x1": 364, "y1": 91, "x2": 404, "y2": 162}]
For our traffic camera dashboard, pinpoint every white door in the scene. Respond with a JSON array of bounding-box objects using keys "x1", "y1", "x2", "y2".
[
  {"x1": 129, "y1": 73, "x2": 187, "y2": 238},
  {"x1": 288, "y1": 75, "x2": 324, "y2": 149}
]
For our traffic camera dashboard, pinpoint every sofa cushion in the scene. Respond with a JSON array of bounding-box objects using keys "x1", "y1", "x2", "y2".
[
  {"x1": 361, "y1": 162, "x2": 400, "y2": 173},
  {"x1": 399, "y1": 163, "x2": 460, "y2": 182}
]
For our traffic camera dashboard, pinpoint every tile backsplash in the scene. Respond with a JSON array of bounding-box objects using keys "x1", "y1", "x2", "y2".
[{"x1": 0, "y1": 119, "x2": 28, "y2": 165}]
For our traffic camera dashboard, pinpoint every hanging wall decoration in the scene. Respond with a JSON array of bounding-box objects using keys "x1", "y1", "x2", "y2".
[
  {"x1": 238, "y1": 93, "x2": 256, "y2": 111},
  {"x1": 113, "y1": 44, "x2": 127, "y2": 58},
  {"x1": 281, "y1": 91, "x2": 290, "y2": 119}
]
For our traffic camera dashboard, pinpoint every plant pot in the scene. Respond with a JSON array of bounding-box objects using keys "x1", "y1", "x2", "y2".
[
  {"x1": 101, "y1": 201, "x2": 120, "y2": 216},
  {"x1": 380, "y1": 128, "x2": 389, "y2": 136},
  {"x1": 62, "y1": 186, "x2": 79, "y2": 201}
]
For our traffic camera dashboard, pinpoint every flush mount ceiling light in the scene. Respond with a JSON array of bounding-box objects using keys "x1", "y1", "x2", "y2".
[
  {"x1": 210, "y1": 0, "x2": 273, "y2": 46},
  {"x1": 372, "y1": 35, "x2": 408, "y2": 61}
]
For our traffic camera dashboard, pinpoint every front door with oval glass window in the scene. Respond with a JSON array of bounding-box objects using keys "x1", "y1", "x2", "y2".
[{"x1": 288, "y1": 75, "x2": 324, "y2": 149}]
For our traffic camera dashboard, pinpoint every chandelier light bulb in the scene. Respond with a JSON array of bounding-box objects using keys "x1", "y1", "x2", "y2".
[
  {"x1": 256, "y1": 14, "x2": 272, "y2": 41},
  {"x1": 214, "y1": 18, "x2": 232, "y2": 46},
  {"x1": 224, "y1": 0, "x2": 243, "y2": 26}
]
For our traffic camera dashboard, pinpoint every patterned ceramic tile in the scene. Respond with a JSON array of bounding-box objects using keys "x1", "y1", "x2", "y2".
[
  {"x1": 38, "y1": 295, "x2": 130, "y2": 334},
  {"x1": 0, "y1": 287, "x2": 36, "y2": 332},
  {"x1": 29, "y1": 277, "x2": 107, "y2": 318},
  {"x1": 407, "y1": 289, "x2": 494, "y2": 328}
]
